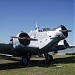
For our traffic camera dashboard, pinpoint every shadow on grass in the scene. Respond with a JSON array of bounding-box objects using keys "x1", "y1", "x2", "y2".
[
  {"x1": 0, "y1": 56, "x2": 75, "y2": 70},
  {"x1": 53, "y1": 56, "x2": 75, "y2": 64}
]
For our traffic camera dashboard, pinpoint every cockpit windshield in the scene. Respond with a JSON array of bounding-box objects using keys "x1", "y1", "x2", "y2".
[
  {"x1": 38, "y1": 28, "x2": 51, "y2": 32},
  {"x1": 34, "y1": 25, "x2": 64, "y2": 32},
  {"x1": 42, "y1": 28, "x2": 51, "y2": 31}
]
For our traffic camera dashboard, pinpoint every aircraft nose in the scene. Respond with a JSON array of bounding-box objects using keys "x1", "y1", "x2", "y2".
[{"x1": 60, "y1": 25, "x2": 68, "y2": 38}]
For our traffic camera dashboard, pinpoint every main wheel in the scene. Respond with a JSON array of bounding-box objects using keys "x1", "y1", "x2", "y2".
[
  {"x1": 46, "y1": 55, "x2": 53, "y2": 64},
  {"x1": 22, "y1": 57, "x2": 28, "y2": 65},
  {"x1": 22, "y1": 52, "x2": 32, "y2": 65}
]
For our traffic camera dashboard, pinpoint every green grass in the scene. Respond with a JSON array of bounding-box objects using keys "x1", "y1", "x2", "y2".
[{"x1": 0, "y1": 55, "x2": 75, "y2": 75}]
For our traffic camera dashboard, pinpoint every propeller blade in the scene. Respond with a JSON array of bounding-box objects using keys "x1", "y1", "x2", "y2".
[
  {"x1": 10, "y1": 36, "x2": 24, "y2": 39},
  {"x1": 10, "y1": 36, "x2": 38, "y2": 41},
  {"x1": 59, "y1": 30, "x2": 72, "y2": 32}
]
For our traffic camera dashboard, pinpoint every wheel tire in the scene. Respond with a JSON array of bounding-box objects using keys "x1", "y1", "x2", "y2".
[
  {"x1": 22, "y1": 57, "x2": 28, "y2": 65},
  {"x1": 46, "y1": 55, "x2": 53, "y2": 64}
]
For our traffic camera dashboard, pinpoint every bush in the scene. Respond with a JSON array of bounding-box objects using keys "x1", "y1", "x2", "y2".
[{"x1": 66, "y1": 52, "x2": 75, "y2": 55}]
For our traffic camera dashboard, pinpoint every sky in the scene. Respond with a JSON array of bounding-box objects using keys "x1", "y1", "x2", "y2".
[{"x1": 0, "y1": 0, "x2": 74, "y2": 45}]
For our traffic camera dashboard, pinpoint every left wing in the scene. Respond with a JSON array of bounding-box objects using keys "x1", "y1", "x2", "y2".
[{"x1": 0, "y1": 43, "x2": 13, "y2": 55}]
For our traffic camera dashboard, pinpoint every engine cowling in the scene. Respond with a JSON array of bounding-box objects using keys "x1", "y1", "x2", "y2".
[
  {"x1": 58, "y1": 40, "x2": 69, "y2": 49},
  {"x1": 55, "y1": 25, "x2": 69, "y2": 40},
  {"x1": 61, "y1": 25, "x2": 68, "y2": 38},
  {"x1": 52, "y1": 40, "x2": 69, "y2": 53},
  {"x1": 51, "y1": 40, "x2": 69, "y2": 53},
  {"x1": 54, "y1": 40, "x2": 69, "y2": 53},
  {"x1": 17, "y1": 32, "x2": 30, "y2": 46}
]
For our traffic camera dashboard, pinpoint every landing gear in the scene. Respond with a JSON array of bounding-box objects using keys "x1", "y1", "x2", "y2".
[
  {"x1": 22, "y1": 52, "x2": 32, "y2": 65},
  {"x1": 22, "y1": 57, "x2": 29, "y2": 65},
  {"x1": 44, "y1": 52, "x2": 53, "y2": 64}
]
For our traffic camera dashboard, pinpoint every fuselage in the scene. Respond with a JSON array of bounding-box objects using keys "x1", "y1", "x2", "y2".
[
  {"x1": 0, "y1": 25, "x2": 71, "y2": 65},
  {"x1": 12, "y1": 25, "x2": 68, "y2": 56},
  {"x1": 0, "y1": 25, "x2": 69, "y2": 57},
  {"x1": 28, "y1": 25, "x2": 67, "y2": 48}
]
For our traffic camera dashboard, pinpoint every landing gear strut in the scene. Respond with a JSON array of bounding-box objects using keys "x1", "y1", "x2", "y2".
[
  {"x1": 22, "y1": 57, "x2": 29, "y2": 65},
  {"x1": 44, "y1": 52, "x2": 53, "y2": 64},
  {"x1": 22, "y1": 52, "x2": 31, "y2": 65}
]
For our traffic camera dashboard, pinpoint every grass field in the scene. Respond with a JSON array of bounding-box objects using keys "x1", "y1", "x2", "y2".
[{"x1": 0, "y1": 55, "x2": 75, "y2": 75}]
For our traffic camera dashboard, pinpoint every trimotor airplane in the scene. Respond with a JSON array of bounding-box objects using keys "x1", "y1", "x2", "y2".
[{"x1": 0, "y1": 25, "x2": 72, "y2": 65}]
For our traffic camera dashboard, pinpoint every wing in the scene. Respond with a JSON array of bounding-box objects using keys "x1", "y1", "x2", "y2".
[
  {"x1": 51, "y1": 40, "x2": 72, "y2": 53},
  {"x1": 0, "y1": 43, "x2": 13, "y2": 55}
]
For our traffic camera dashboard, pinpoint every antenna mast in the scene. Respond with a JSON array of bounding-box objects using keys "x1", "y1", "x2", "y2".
[
  {"x1": 36, "y1": 22, "x2": 38, "y2": 28},
  {"x1": 35, "y1": 22, "x2": 39, "y2": 32}
]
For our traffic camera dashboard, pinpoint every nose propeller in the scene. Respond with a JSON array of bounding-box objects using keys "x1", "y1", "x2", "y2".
[
  {"x1": 59, "y1": 30, "x2": 72, "y2": 32},
  {"x1": 60, "y1": 25, "x2": 71, "y2": 38}
]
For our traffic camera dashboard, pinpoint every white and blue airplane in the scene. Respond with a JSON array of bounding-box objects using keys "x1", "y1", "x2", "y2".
[{"x1": 0, "y1": 25, "x2": 72, "y2": 65}]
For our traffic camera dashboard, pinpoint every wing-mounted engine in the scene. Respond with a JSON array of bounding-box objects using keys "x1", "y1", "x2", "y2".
[
  {"x1": 58, "y1": 40, "x2": 69, "y2": 49},
  {"x1": 52, "y1": 40, "x2": 69, "y2": 53},
  {"x1": 10, "y1": 32, "x2": 30, "y2": 46},
  {"x1": 10, "y1": 31, "x2": 38, "y2": 47},
  {"x1": 18, "y1": 32, "x2": 30, "y2": 46}
]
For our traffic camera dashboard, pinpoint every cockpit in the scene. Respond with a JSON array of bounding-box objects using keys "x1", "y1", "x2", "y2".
[{"x1": 35, "y1": 27, "x2": 51, "y2": 32}]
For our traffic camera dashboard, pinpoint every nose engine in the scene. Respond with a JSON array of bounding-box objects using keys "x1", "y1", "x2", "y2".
[
  {"x1": 61, "y1": 25, "x2": 68, "y2": 38},
  {"x1": 55, "y1": 25, "x2": 71, "y2": 40}
]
